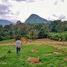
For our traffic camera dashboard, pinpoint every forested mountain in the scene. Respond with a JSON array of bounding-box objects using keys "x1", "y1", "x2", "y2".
[{"x1": 25, "y1": 14, "x2": 50, "y2": 24}]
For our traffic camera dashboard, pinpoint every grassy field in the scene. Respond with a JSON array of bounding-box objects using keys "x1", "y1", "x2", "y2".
[{"x1": 0, "y1": 39, "x2": 67, "y2": 67}]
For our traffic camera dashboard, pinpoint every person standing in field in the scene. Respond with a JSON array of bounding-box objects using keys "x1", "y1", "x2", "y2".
[{"x1": 16, "y1": 36, "x2": 22, "y2": 54}]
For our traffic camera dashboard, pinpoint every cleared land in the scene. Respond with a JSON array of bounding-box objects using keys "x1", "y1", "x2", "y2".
[
  {"x1": 0, "y1": 38, "x2": 67, "y2": 49},
  {"x1": 0, "y1": 39, "x2": 67, "y2": 67}
]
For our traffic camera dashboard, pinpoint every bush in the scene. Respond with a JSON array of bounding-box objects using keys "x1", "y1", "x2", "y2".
[
  {"x1": 0, "y1": 36, "x2": 13, "y2": 41},
  {"x1": 48, "y1": 32, "x2": 67, "y2": 41},
  {"x1": 0, "y1": 55, "x2": 7, "y2": 61},
  {"x1": 0, "y1": 36, "x2": 3, "y2": 41}
]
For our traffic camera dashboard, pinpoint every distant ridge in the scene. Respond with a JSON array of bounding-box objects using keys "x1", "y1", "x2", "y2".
[
  {"x1": 25, "y1": 14, "x2": 50, "y2": 24},
  {"x1": 0, "y1": 19, "x2": 13, "y2": 26}
]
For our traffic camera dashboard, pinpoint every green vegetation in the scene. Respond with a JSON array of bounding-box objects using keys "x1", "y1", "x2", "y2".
[
  {"x1": 0, "y1": 44, "x2": 67, "y2": 67},
  {"x1": 48, "y1": 32, "x2": 67, "y2": 41},
  {"x1": 0, "y1": 20, "x2": 67, "y2": 41}
]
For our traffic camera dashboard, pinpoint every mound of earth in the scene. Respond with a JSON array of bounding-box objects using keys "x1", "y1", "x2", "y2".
[{"x1": 27, "y1": 57, "x2": 41, "y2": 64}]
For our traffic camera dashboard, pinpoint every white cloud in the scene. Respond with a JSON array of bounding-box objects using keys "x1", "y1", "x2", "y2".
[{"x1": 0, "y1": 0, "x2": 67, "y2": 22}]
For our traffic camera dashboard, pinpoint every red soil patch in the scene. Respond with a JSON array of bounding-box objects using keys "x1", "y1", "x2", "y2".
[{"x1": 27, "y1": 57, "x2": 41, "y2": 64}]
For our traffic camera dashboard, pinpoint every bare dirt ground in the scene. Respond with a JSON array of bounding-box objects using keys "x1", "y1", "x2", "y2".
[
  {"x1": 0, "y1": 38, "x2": 67, "y2": 49},
  {"x1": 31, "y1": 38, "x2": 67, "y2": 49}
]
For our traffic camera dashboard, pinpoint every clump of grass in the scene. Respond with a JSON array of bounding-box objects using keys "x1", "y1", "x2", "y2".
[
  {"x1": 7, "y1": 50, "x2": 12, "y2": 54},
  {"x1": 0, "y1": 55, "x2": 7, "y2": 61}
]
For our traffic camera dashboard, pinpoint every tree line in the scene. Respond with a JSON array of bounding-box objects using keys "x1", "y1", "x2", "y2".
[{"x1": 0, "y1": 20, "x2": 67, "y2": 41}]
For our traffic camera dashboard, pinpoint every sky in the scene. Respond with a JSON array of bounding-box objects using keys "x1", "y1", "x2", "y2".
[{"x1": 0, "y1": 0, "x2": 67, "y2": 22}]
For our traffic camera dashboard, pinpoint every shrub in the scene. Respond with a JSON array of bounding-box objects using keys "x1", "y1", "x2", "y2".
[{"x1": 48, "y1": 32, "x2": 67, "y2": 41}]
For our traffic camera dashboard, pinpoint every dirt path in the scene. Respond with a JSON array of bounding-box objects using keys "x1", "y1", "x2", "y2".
[
  {"x1": 0, "y1": 38, "x2": 67, "y2": 49},
  {"x1": 28, "y1": 39, "x2": 67, "y2": 49}
]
